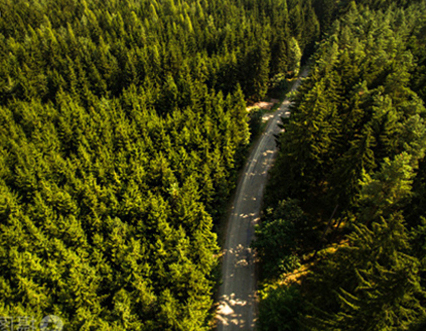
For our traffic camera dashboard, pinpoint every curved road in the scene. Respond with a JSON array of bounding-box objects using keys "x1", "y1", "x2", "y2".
[{"x1": 216, "y1": 72, "x2": 307, "y2": 331}]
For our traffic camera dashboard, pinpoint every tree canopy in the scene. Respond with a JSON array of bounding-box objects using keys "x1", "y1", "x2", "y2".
[
  {"x1": 0, "y1": 0, "x2": 328, "y2": 329},
  {"x1": 255, "y1": 1, "x2": 426, "y2": 330}
]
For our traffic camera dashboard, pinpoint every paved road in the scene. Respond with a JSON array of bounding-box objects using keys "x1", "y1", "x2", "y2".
[{"x1": 216, "y1": 72, "x2": 307, "y2": 331}]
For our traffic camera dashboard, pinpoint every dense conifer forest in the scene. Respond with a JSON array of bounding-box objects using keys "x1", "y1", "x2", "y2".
[
  {"x1": 0, "y1": 0, "x2": 326, "y2": 329},
  {"x1": 2, "y1": 0, "x2": 425, "y2": 330},
  {"x1": 254, "y1": 0, "x2": 426, "y2": 330}
]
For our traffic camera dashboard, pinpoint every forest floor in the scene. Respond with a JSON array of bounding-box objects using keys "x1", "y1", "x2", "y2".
[
  {"x1": 246, "y1": 99, "x2": 280, "y2": 112},
  {"x1": 215, "y1": 69, "x2": 308, "y2": 331}
]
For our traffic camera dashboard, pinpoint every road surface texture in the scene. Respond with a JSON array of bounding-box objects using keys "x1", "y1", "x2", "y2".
[{"x1": 216, "y1": 71, "x2": 307, "y2": 331}]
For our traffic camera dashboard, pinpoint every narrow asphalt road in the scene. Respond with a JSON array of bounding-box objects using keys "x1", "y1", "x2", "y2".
[{"x1": 216, "y1": 72, "x2": 307, "y2": 331}]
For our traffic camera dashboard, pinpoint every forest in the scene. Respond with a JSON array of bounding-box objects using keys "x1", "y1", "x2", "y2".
[
  {"x1": 0, "y1": 0, "x2": 324, "y2": 330},
  {"x1": 255, "y1": 0, "x2": 426, "y2": 330},
  {"x1": 1, "y1": 0, "x2": 425, "y2": 330}
]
